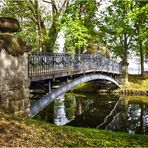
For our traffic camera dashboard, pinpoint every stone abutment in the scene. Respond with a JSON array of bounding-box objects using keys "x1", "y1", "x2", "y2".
[{"x1": 0, "y1": 49, "x2": 30, "y2": 115}]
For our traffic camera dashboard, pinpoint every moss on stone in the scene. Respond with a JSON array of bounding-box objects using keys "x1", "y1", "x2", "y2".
[
  {"x1": 0, "y1": 33, "x2": 31, "y2": 56},
  {"x1": 0, "y1": 17, "x2": 21, "y2": 33}
]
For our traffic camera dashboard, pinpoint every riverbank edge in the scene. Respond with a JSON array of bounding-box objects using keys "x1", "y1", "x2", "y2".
[
  {"x1": 71, "y1": 74, "x2": 148, "y2": 95},
  {"x1": 0, "y1": 113, "x2": 148, "y2": 147},
  {"x1": 98, "y1": 89, "x2": 148, "y2": 96},
  {"x1": 72, "y1": 89, "x2": 148, "y2": 96}
]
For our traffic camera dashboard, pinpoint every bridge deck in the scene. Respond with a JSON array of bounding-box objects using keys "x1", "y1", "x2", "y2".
[{"x1": 28, "y1": 53, "x2": 121, "y2": 81}]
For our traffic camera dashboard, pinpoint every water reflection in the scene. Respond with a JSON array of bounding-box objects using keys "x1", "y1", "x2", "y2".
[
  {"x1": 34, "y1": 93, "x2": 148, "y2": 134},
  {"x1": 54, "y1": 94, "x2": 69, "y2": 125},
  {"x1": 66, "y1": 94, "x2": 120, "y2": 128},
  {"x1": 128, "y1": 103, "x2": 148, "y2": 134},
  {"x1": 97, "y1": 96, "x2": 128, "y2": 132}
]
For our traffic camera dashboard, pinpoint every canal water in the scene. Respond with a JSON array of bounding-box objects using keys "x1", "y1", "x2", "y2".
[{"x1": 33, "y1": 92, "x2": 148, "y2": 135}]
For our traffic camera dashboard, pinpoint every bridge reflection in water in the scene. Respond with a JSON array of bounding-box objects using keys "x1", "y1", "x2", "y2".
[{"x1": 33, "y1": 93, "x2": 148, "y2": 135}]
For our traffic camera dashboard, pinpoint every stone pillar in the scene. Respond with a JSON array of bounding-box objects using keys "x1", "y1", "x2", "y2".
[{"x1": 0, "y1": 49, "x2": 30, "y2": 115}]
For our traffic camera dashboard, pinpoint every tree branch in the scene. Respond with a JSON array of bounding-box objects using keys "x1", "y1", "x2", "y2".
[
  {"x1": 42, "y1": 0, "x2": 52, "y2": 4},
  {"x1": 51, "y1": 0, "x2": 58, "y2": 14},
  {"x1": 120, "y1": 36, "x2": 124, "y2": 47},
  {"x1": 27, "y1": 0, "x2": 38, "y2": 23},
  {"x1": 59, "y1": 0, "x2": 68, "y2": 15}
]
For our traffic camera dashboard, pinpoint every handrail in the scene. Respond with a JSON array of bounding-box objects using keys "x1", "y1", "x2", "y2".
[{"x1": 28, "y1": 52, "x2": 121, "y2": 79}]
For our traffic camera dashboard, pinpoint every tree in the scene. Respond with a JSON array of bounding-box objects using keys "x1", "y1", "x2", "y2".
[
  {"x1": 98, "y1": 0, "x2": 148, "y2": 82},
  {"x1": 1, "y1": 0, "x2": 46, "y2": 51},
  {"x1": 0, "y1": 0, "x2": 69, "y2": 52},
  {"x1": 98, "y1": 0, "x2": 135, "y2": 84},
  {"x1": 129, "y1": 1, "x2": 148, "y2": 76},
  {"x1": 43, "y1": 0, "x2": 69, "y2": 52},
  {"x1": 64, "y1": 15, "x2": 90, "y2": 54},
  {"x1": 63, "y1": 0, "x2": 100, "y2": 54}
]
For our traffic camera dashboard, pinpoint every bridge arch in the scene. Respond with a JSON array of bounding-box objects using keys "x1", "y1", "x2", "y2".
[{"x1": 29, "y1": 73, "x2": 120, "y2": 117}]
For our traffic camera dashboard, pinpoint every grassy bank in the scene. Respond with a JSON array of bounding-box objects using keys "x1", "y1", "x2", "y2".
[
  {"x1": 122, "y1": 74, "x2": 148, "y2": 90},
  {"x1": 73, "y1": 74, "x2": 148, "y2": 91},
  {"x1": 0, "y1": 113, "x2": 148, "y2": 147},
  {"x1": 125, "y1": 95, "x2": 148, "y2": 103},
  {"x1": 72, "y1": 82, "x2": 97, "y2": 92}
]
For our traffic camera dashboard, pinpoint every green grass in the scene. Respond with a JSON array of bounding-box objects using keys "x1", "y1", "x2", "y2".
[
  {"x1": 72, "y1": 74, "x2": 148, "y2": 91},
  {"x1": 72, "y1": 82, "x2": 98, "y2": 92},
  {"x1": 0, "y1": 113, "x2": 148, "y2": 147},
  {"x1": 122, "y1": 74, "x2": 148, "y2": 90},
  {"x1": 124, "y1": 95, "x2": 148, "y2": 104}
]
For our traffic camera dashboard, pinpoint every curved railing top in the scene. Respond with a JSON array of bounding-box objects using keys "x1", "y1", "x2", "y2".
[
  {"x1": 29, "y1": 52, "x2": 118, "y2": 64},
  {"x1": 28, "y1": 52, "x2": 121, "y2": 81}
]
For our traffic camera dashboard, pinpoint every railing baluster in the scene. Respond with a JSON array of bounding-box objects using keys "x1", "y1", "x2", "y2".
[{"x1": 28, "y1": 52, "x2": 121, "y2": 81}]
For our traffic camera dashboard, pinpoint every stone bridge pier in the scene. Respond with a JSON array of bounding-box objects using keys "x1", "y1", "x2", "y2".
[
  {"x1": 0, "y1": 17, "x2": 31, "y2": 115},
  {"x1": 0, "y1": 50, "x2": 30, "y2": 115}
]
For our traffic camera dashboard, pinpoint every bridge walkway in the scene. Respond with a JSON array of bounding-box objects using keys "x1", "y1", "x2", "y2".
[{"x1": 28, "y1": 53, "x2": 121, "y2": 82}]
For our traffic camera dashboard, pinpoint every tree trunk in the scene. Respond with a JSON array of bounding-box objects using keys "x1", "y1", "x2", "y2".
[
  {"x1": 38, "y1": 24, "x2": 45, "y2": 52},
  {"x1": 47, "y1": 21, "x2": 59, "y2": 52},
  {"x1": 46, "y1": 1, "x2": 59, "y2": 53},
  {"x1": 139, "y1": 104, "x2": 144, "y2": 134},
  {"x1": 122, "y1": 50, "x2": 128, "y2": 85},
  {"x1": 139, "y1": 40, "x2": 144, "y2": 77},
  {"x1": 29, "y1": 0, "x2": 46, "y2": 52},
  {"x1": 135, "y1": 15, "x2": 145, "y2": 77},
  {"x1": 121, "y1": 35, "x2": 129, "y2": 85},
  {"x1": 36, "y1": 1, "x2": 45, "y2": 52}
]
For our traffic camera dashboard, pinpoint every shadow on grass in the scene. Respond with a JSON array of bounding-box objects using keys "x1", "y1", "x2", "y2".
[{"x1": 128, "y1": 74, "x2": 148, "y2": 84}]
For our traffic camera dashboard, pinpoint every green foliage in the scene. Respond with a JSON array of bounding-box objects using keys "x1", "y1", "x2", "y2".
[
  {"x1": 0, "y1": 0, "x2": 46, "y2": 51},
  {"x1": 98, "y1": 0, "x2": 148, "y2": 73},
  {"x1": 129, "y1": 0, "x2": 147, "y2": 75},
  {"x1": 128, "y1": 1, "x2": 148, "y2": 52},
  {"x1": 64, "y1": 15, "x2": 90, "y2": 54},
  {"x1": 63, "y1": 0, "x2": 99, "y2": 54},
  {"x1": 0, "y1": 0, "x2": 69, "y2": 52},
  {"x1": 98, "y1": 0, "x2": 134, "y2": 58},
  {"x1": 1, "y1": 0, "x2": 147, "y2": 58},
  {"x1": 65, "y1": 93, "x2": 76, "y2": 120},
  {"x1": 72, "y1": 82, "x2": 98, "y2": 92},
  {"x1": 97, "y1": 0, "x2": 148, "y2": 81}
]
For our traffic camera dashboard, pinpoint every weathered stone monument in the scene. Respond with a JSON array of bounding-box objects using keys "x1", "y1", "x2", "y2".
[{"x1": 0, "y1": 17, "x2": 31, "y2": 115}]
